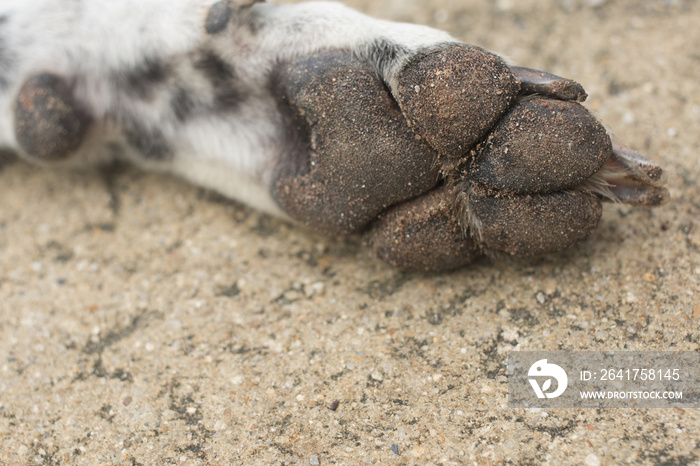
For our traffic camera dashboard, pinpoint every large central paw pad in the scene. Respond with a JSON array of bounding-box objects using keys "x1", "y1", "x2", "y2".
[
  {"x1": 273, "y1": 52, "x2": 441, "y2": 234},
  {"x1": 273, "y1": 46, "x2": 667, "y2": 271}
]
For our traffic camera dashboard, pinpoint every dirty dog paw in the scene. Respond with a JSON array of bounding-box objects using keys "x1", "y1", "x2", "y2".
[
  {"x1": 2, "y1": 2, "x2": 666, "y2": 272},
  {"x1": 272, "y1": 46, "x2": 668, "y2": 271}
]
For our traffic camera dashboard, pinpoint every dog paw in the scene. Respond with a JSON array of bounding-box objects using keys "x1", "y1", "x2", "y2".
[{"x1": 272, "y1": 46, "x2": 668, "y2": 271}]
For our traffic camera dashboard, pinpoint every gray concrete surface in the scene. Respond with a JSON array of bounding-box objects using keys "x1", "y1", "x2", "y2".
[{"x1": 1, "y1": 0, "x2": 698, "y2": 463}]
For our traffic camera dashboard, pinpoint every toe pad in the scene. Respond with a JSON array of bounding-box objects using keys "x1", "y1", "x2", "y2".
[
  {"x1": 397, "y1": 45, "x2": 520, "y2": 159},
  {"x1": 471, "y1": 98, "x2": 611, "y2": 194},
  {"x1": 467, "y1": 187, "x2": 603, "y2": 256},
  {"x1": 367, "y1": 187, "x2": 481, "y2": 272}
]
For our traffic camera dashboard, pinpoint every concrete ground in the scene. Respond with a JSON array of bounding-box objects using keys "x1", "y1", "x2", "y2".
[{"x1": 1, "y1": 0, "x2": 698, "y2": 464}]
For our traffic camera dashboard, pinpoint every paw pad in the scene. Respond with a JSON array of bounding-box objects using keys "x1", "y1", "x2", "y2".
[
  {"x1": 273, "y1": 51, "x2": 441, "y2": 234},
  {"x1": 471, "y1": 98, "x2": 611, "y2": 194},
  {"x1": 465, "y1": 187, "x2": 603, "y2": 256},
  {"x1": 272, "y1": 46, "x2": 665, "y2": 271},
  {"x1": 13, "y1": 74, "x2": 91, "y2": 161},
  {"x1": 396, "y1": 45, "x2": 520, "y2": 159},
  {"x1": 368, "y1": 187, "x2": 480, "y2": 272}
]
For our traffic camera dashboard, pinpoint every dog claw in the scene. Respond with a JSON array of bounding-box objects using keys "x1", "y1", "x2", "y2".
[{"x1": 598, "y1": 143, "x2": 669, "y2": 206}]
